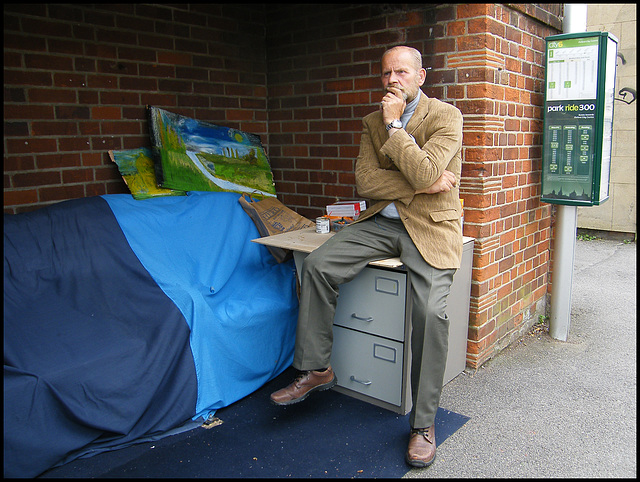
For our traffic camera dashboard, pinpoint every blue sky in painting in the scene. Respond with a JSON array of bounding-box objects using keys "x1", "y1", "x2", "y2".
[{"x1": 174, "y1": 116, "x2": 263, "y2": 156}]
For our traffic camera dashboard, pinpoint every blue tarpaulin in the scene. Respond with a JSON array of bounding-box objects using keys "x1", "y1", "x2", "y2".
[{"x1": 4, "y1": 192, "x2": 298, "y2": 477}]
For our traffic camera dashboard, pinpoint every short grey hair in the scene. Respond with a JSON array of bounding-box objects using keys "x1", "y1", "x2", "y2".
[{"x1": 381, "y1": 46, "x2": 423, "y2": 70}]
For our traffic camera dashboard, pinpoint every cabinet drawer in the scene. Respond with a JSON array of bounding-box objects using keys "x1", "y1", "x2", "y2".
[
  {"x1": 334, "y1": 267, "x2": 406, "y2": 341},
  {"x1": 331, "y1": 326, "x2": 404, "y2": 407}
]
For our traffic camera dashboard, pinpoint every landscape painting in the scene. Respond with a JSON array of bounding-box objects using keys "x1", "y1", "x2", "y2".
[
  {"x1": 147, "y1": 106, "x2": 277, "y2": 198},
  {"x1": 109, "y1": 147, "x2": 186, "y2": 200}
]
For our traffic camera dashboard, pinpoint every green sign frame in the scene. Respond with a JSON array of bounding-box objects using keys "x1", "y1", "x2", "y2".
[{"x1": 541, "y1": 31, "x2": 618, "y2": 206}]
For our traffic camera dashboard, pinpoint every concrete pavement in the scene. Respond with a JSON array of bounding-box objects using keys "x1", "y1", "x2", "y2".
[{"x1": 405, "y1": 236, "x2": 637, "y2": 478}]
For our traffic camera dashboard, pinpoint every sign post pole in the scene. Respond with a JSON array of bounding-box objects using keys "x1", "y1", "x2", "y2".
[
  {"x1": 549, "y1": 204, "x2": 577, "y2": 341},
  {"x1": 548, "y1": 4, "x2": 587, "y2": 341}
]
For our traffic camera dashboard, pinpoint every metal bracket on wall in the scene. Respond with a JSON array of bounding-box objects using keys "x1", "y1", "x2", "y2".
[
  {"x1": 615, "y1": 87, "x2": 636, "y2": 105},
  {"x1": 614, "y1": 53, "x2": 636, "y2": 105}
]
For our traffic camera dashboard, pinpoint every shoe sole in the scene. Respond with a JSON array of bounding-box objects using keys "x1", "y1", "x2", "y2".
[
  {"x1": 405, "y1": 453, "x2": 435, "y2": 468},
  {"x1": 270, "y1": 376, "x2": 338, "y2": 406}
]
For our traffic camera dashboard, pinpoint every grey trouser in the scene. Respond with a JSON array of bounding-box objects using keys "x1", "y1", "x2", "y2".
[{"x1": 293, "y1": 215, "x2": 455, "y2": 428}]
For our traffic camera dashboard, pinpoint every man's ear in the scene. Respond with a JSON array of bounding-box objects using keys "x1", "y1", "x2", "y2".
[{"x1": 417, "y1": 68, "x2": 427, "y2": 86}]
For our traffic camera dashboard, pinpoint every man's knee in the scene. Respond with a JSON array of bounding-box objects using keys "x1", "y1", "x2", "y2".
[{"x1": 301, "y1": 250, "x2": 325, "y2": 280}]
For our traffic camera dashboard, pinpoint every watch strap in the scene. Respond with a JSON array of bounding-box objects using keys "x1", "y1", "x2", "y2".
[{"x1": 385, "y1": 119, "x2": 403, "y2": 131}]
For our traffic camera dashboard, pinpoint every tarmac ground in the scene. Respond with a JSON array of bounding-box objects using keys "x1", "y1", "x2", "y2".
[{"x1": 404, "y1": 235, "x2": 637, "y2": 478}]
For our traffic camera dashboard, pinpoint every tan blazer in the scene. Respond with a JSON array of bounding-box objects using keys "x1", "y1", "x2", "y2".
[{"x1": 354, "y1": 92, "x2": 464, "y2": 270}]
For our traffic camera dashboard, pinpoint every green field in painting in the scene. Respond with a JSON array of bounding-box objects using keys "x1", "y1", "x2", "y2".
[
  {"x1": 159, "y1": 150, "x2": 275, "y2": 196},
  {"x1": 159, "y1": 150, "x2": 218, "y2": 192},
  {"x1": 198, "y1": 152, "x2": 275, "y2": 192}
]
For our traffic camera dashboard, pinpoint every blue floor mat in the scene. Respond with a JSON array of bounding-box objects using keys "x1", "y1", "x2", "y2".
[{"x1": 40, "y1": 368, "x2": 469, "y2": 478}]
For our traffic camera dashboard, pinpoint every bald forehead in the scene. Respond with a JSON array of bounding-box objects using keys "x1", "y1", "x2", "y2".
[{"x1": 381, "y1": 46, "x2": 423, "y2": 70}]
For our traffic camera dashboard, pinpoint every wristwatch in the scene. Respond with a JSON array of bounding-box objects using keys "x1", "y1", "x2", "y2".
[{"x1": 385, "y1": 119, "x2": 402, "y2": 131}]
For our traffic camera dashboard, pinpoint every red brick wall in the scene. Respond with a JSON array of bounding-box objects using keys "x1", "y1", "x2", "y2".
[
  {"x1": 4, "y1": 4, "x2": 268, "y2": 213},
  {"x1": 266, "y1": 4, "x2": 465, "y2": 218},
  {"x1": 3, "y1": 3, "x2": 563, "y2": 370}
]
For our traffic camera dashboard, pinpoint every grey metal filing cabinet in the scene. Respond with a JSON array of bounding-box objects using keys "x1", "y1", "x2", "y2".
[
  {"x1": 329, "y1": 237, "x2": 474, "y2": 415},
  {"x1": 289, "y1": 236, "x2": 474, "y2": 416}
]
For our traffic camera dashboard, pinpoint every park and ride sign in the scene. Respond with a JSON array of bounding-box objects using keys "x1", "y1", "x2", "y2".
[{"x1": 541, "y1": 32, "x2": 618, "y2": 206}]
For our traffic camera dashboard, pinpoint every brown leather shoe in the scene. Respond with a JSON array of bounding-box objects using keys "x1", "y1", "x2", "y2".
[
  {"x1": 270, "y1": 367, "x2": 337, "y2": 405},
  {"x1": 405, "y1": 425, "x2": 436, "y2": 468}
]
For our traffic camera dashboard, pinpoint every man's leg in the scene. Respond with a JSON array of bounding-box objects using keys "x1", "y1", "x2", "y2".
[
  {"x1": 396, "y1": 222, "x2": 455, "y2": 467},
  {"x1": 294, "y1": 218, "x2": 399, "y2": 370},
  {"x1": 406, "y1": 263, "x2": 454, "y2": 429},
  {"x1": 271, "y1": 218, "x2": 398, "y2": 405}
]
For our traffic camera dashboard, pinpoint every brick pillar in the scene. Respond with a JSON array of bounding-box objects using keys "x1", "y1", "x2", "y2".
[{"x1": 443, "y1": 4, "x2": 560, "y2": 367}]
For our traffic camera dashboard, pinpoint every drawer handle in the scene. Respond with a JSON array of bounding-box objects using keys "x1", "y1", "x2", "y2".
[
  {"x1": 350, "y1": 375, "x2": 372, "y2": 386},
  {"x1": 351, "y1": 313, "x2": 374, "y2": 322}
]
